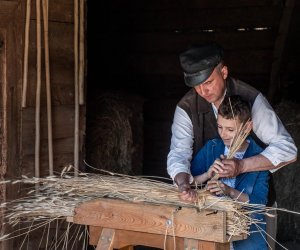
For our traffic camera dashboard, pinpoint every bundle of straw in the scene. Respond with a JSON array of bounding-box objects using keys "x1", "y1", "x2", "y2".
[
  {"x1": 0, "y1": 168, "x2": 258, "y2": 242},
  {"x1": 211, "y1": 119, "x2": 252, "y2": 181},
  {"x1": 227, "y1": 119, "x2": 252, "y2": 159}
]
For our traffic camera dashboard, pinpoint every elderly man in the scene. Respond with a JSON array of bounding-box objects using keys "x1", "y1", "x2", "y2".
[{"x1": 167, "y1": 42, "x2": 297, "y2": 201}]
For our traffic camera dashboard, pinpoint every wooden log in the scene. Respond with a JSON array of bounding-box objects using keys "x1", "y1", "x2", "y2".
[{"x1": 22, "y1": 0, "x2": 31, "y2": 108}]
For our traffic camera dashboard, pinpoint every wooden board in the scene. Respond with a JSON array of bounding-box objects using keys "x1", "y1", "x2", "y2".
[{"x1": 69, "y1": 198, "x2": 230, "y2": 243}]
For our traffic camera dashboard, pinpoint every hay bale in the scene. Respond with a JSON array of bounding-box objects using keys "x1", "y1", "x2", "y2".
[
  {"x1": 274, "y1": 100, "x2": 300, "y2": 242},
  {"x1": 86, "y1": 93, "x2": 144, "y2": 175}
]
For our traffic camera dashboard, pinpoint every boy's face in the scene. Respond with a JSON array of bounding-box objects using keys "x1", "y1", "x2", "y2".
[{"x1": 217, "y1": 114, "x2": 242, "y2": 147}]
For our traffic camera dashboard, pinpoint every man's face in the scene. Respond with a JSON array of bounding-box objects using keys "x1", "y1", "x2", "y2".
[
  {"x1": 217, "y1": 115, "x2": 241, "y2": 148},
  {"x1": 193, "y1": 65, "x2": 228, "y2": 107}
]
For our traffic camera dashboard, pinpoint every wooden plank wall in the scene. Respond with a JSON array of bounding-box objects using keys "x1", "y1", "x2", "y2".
[
  {"x1": 20, "y1": 0, "x2": 85, "y2": 176},
  {"x1": 88, "y1": 0, "x2": 283, "y2": 177}
]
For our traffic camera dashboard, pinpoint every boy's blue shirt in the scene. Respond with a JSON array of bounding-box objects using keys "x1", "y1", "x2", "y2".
[{"x1": 191, "y1": 137, "x2": 269, "y2": 250}]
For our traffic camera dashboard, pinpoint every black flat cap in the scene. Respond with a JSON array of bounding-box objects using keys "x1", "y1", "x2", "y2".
[{"x1": 179, "y1": 43, "x2": 224, "y2": 87}]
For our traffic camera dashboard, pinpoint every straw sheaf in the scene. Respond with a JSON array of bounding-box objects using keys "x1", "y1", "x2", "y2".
[{"x1": 1, "y1": 170, "x2": 255, "y2": 240}]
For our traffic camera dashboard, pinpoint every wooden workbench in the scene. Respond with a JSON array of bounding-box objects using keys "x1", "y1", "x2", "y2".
[{"x1": 67, "y1": 198, "x2": 246, "y2": 250}]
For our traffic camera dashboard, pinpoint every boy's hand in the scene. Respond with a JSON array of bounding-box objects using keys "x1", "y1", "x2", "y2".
[
  {"x1": 206, "y1": 180, "x2": 229, "y2": 196},
  {"x1": 207, "y1": 158, "x2": 224, "y2": 178}
]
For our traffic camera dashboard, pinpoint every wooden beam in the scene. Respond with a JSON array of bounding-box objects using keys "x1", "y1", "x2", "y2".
[{"x1": 268, "y1": 0, "x2": 295, "y2": 103}]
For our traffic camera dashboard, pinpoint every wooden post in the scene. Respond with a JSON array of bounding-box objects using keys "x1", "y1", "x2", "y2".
[
  {"x1": 74, "y1": 0, "x2": 79, "y2": 176},
  {"x1": 22, "y1": 0, "x2": 31, "y2": 108},
  {"x1": 42, "y1": 0, "x2": 54, "y2": 176},
  {"x1": 35, "y1": 0, "x2": 41, "y2": 178},
  {"x1": 79, "y1": 0, "x2": 85, "y2": 105}
]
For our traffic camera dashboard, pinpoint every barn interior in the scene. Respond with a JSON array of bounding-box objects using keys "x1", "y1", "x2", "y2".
[
  {"x1": 85, "y1": 0, "x2": 300, "y2": 248},
  {"x1": 0, "y1": 0, "x2": 300, "y2": 249},
  {"x1": 85, "y1": 0, "x2": 300, "y2": 247}
]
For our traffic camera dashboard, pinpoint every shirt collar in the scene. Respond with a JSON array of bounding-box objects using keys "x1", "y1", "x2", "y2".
[{"x1": 211, "y1": 88, "x2": 227, "y2": 118}]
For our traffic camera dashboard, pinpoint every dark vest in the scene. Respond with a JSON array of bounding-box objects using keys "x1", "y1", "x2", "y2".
[{"x1": 178, "y1": 77, "x2": 265, "y2": 156}]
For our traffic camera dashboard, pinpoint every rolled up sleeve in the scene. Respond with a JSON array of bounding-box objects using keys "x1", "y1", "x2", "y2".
[{"x1": 167, "y1": 106, "x2": 194, "y2": 179}]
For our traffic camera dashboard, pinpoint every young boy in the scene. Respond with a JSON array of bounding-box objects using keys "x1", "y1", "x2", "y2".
[{"x1": 191, "y1": 95, "x2": 269, "y2": 250}]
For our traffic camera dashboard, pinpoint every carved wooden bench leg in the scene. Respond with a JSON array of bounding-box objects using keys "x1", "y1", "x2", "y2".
[{"x1": 96, "y1": 228, "x2": 115, "y2": 250}]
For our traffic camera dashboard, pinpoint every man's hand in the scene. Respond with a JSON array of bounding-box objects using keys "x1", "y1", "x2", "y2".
[
  {"x1": 174, "y1": 172, "x2": 197, "y2": 202},
  {"x1": 180, "y1": 189, "x2": 198, "y2": 202},
  {"x1": 174, "y1": 172, "x2": 190, "y2": 191},
  {"x1": 218, "y1": 158, "x2": 243, "y2": 178}
]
